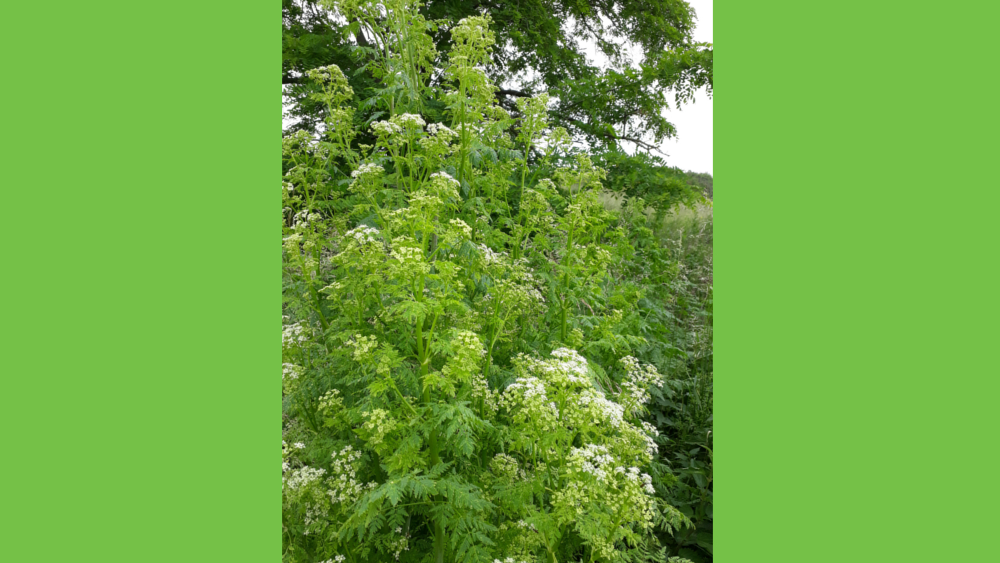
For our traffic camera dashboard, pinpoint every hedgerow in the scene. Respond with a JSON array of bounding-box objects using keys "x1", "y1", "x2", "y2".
[{"x1": 281, "y1": 2, "x2": 712, "y2": 562}]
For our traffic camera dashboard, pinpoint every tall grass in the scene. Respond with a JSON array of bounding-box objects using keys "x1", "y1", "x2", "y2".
[{"x1": 600, "y1": 191, "x2": 714, "y2": 561}]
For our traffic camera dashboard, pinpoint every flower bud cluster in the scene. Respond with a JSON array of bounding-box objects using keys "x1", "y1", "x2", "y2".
[
  {"x1": 418, "y1": 124, "x2": 458, "y2": 153},
  {"x1": 293, "y1": 209, "x2": 322, "y2": 230},
  {"x1": 318, "y1": 389, "x2": 343, "y2": 414},
  {"x1": 470, "y1": 371, "x2": 499, "y2": 416},
  {"x1": 361, "y1": 408, "x2": 396, "y2": 446},
  {"x1": 430, "y1": 171, "x2": 460, "y2": 186},
  {"x1": 389, "y1": 240, "x2": 430, "y2": 277},
  {"x1": 489, "y1": 453, "x2": 519, "y2": 481},
  {"x1": 281, "y1": 130, "x2": 313, "y2": 156},
  {"x1": 441, "y1": 218, "x2": 472, "y2": 246},
  {"x1": 345, "y1": 334, "x2": 378, "y2": 362},
  {"x1": 426, "y1": 173, "x2": 461, "y2": 202},
  {"x1": 282, "y1": 233, "x2": 303, "y2": 255}
]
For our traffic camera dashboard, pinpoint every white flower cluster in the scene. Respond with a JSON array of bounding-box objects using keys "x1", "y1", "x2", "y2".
[
  {"x1": 427, "y1": 123, "x2": 457, "y2": 138},
  {"x1": 455, "y1": 330, "x2": 487, "y2": 358},
  {"x1": 284, "y1": 466, "x2": 326, "y2": 490},
  {"x1": 344, "y1": 225, "x2": 380, "y2": 246},
  {"x1": 371, "y1": 120, "x2": 402, "y2": 136},
  {"x1": 320, "y1": 281, "x2": 343, "y2": 295},
  {"x1": 282, "y1": 322, "x2": 308, "y2": 348},
  {"x1": 639, "y1": 429, "x2": 659, "y2": 458},
  {"x1": 641, "y1": 420, "x2": 659, "y2": 437},
  {"x1": 503, "y1": 376, "x2": 547, "y2": 402},
  {"x1": 618, "y1": 356, "x2": 663, "y2": 410},
  {"x1": 282, "y1": 363, "x2": 302, "y2": 381},
  {"x1": 391, "y1": 244, "x2": 425, "y2": 264},
  {"x1": 326, "y1": 445, "x2": 374, "y2": 504},
  {"x1": 554, "y1": 446, "x2": 657, "y2": 534},
  {"x1": 303, "y1": 499, "x2": 328, "y2": 532},
  {"x1": 619, "y1": 466, "x2": 656, "y2": 495},
  {"x1": 478, "y1": 243, "x2": 507, "y2": 266},
  {"x1": 567, "y1": 444, "x2": 616, "y2": 482},
  {"x1": 351, "y1": 162, "x2": 384, "y2": 178},
  {"x1": 282, "y1": 130, "x2": 313, "y2": 154},
  {"x1": 430, "y1": 171, "x2": 460, "y2": 186},
  {"x1": 406, "y1": 190, "x2": 445, "y2": 216},
  {"x1": 305, "y1": 64, "x2": 338, "y2": 82},
  {"x1": 319, "y1": 556, "x2": 346, "y2": 563},
  {"x1": 574, "y1": 388, "x2": 626, "y2": 428},
  {"x1": 491, "y1": 279, "x2": 544, "y2": 311},
  {"x1": 424, "y1": 173, "x2": 461, "y2": 203},
  {"x1": 499, "y1": 375, "x2": 558, "y2": 430},
  {"x1": 393, "y1": 113, "x2": 426, "y2": 128},
  {"x1": 546, "y1": 348, "x2": 591, "y2": 385},
  {"x1": 492, "y1": 558, "x2": 528, "y2": 563},
  {"x1": 592, "y1": 246, "x2": 612, "y2": 266}
]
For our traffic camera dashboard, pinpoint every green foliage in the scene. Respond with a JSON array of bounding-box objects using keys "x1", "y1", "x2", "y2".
[
  {"x1": 282, "y1": 3, "x2": 712, "y2": 562},
  {"x1": 683, "y1": 172, "x2": 712, "y2": 200},
  {"x1": 283, "y1": 0, "x2": 712, "y2": 205}
]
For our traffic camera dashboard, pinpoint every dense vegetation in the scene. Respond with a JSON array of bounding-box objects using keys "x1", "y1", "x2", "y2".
[
  {"x1": 283, "y1": 0, "x2": 712, "y2": 214},
  {"x1": 281, "y1": 2, "x2": 713, "y2": 562}
]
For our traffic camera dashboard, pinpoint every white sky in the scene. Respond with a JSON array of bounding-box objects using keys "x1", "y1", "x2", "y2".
[{"x1": 658, "y1": 0, "x2": 713, "y2": 175}]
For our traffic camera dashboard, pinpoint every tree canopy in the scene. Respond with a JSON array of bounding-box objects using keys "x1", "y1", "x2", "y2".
[{"x1": 282, "y1": 0, "x2": 712, "y2": 209}]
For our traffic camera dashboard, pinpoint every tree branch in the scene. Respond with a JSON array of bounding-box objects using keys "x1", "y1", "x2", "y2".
[{"x1": 495, "y1": 88, "x2": 530, "y2": 99}]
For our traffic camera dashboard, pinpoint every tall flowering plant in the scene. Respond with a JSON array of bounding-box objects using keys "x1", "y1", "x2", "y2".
[{"x1": 281, "y1": 3, "x2": 690, "y2": 563}]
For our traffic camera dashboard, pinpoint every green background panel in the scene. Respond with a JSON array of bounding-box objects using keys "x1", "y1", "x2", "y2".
[
  {"x1": 1, "y1": 1, "x2": 277, "y2": 561},
  {"x1": 717, "y1": 1, "x2": 1000, "y2": 561}
]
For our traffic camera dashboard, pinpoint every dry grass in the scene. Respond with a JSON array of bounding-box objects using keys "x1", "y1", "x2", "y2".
[{"x1": 598, "y1": 191, "x2": 713, "y2": 240}]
